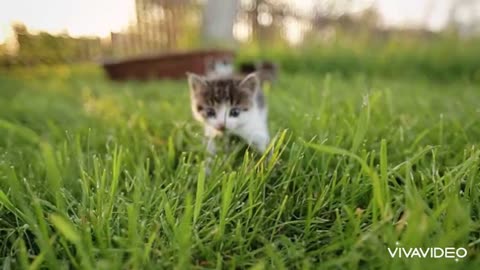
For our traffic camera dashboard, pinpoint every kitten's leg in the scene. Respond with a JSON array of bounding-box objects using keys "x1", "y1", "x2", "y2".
[
  {"x1": 260, "y1": 135, "x2": 275, "y2": 167},
  {"x1": 203, "y1": 136, "x2": 216, "y2": 175},
  {"x1": 250, "y1": 131, "x2": 271, "y2": 159},
  {"x1": 252, "y1": 135, "x2": 269, "y2": 153},
  {"x1": 205, "y1": 136, "x2": 216, "y2": 154},
  {"x1": 225, "y1": 135, "x2": 239, "y2": 154},
  {"x1": 204, "y1": 127, "x2": 217, "y2": 175},
  {"x1": 247, "y1": 132, "x2": 275, "y2": 170}
]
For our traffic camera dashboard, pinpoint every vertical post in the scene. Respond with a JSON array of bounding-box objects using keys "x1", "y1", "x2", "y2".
[{"x1": 202, "y1": 0, "x2": 239, "y2": 46}]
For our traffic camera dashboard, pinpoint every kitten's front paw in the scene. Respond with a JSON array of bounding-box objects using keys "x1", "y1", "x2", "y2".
[{"x1": 205, "y1": 166, "x2": 212, "y2": 176}]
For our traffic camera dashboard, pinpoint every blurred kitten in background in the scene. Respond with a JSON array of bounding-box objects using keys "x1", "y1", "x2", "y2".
[
  {"x1": 239, "y1": 60, "x2": 278, "y2": 86},
  {"x1": 205, "y1": 57, "x2": 234, "y2": 77}
]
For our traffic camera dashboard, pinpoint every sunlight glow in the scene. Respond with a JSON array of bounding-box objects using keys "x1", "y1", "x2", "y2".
[
  {"x1": 0, "y1": 0, "x2": 135, "y2": 43},
  {"x1": 0, "y1": 0, "x2": 474, "y2": 45}
]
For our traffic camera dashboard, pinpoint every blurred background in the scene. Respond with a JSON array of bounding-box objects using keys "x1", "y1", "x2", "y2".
[{"x1": 0, "y1": 0, "x2": 480, "y2": 80}]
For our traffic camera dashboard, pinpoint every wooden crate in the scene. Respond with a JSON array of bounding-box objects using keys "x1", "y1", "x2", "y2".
[{"x1": 102, "y1": 49, "x2": 235, "y2": 81}]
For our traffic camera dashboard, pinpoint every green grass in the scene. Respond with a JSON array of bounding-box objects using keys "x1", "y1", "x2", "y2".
[
  {"x1": 238, "y1": 36, "x2": 480, "y2": 82},
  {"x1": 0, "y1": 65, "x2": 479, "y2": 269}
]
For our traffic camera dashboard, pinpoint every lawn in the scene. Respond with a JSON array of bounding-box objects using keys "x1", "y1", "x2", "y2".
[{"x1": 0, "y1": 65, "x2": 479, "y2": 269}]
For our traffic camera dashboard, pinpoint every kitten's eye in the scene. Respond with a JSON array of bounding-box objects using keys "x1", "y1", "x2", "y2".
[
  {"x1": 206, "y1": 108, "x2": 216, "y2": 118},
  {"x1": 229, "y1": 108, "x2": 240, "y2": 117}
]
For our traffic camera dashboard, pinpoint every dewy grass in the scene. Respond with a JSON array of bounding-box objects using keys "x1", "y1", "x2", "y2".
[{"x1": 0, "y1": 65, "x2": 479, "y2": 269}]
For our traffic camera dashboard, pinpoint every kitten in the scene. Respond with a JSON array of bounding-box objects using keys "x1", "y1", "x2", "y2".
[
  {"x1": 205, "y1": 58, "x2": 234, "y2": 77},
  {"x1": 187, "y1": 72, "x2": 270, "y2": 159},
  {"x1": 239, "y1": 61, "x2": 278, "y2": 85},
  {"x1": 256, "y1": 61, "x2": 278, "y2": 84}
]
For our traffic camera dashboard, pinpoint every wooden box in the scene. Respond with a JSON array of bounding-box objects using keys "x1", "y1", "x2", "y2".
[{"x1": 102, "y1": 49, "x2": 235, "y2": 81}]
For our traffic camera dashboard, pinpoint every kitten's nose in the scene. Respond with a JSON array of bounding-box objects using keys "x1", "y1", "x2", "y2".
[{"x1": 216, "y1": 124, "x2": 226, "y2": 132}]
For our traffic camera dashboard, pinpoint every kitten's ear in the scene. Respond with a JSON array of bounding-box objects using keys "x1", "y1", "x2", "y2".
[
  {"x1": 187, "y1": 72, "x2": 206, "y2": 92},
  {"x1": 239, "y1": 72, "x2": 260, "y2": 93}
]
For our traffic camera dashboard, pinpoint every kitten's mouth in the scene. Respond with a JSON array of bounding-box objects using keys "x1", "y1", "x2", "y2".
[{"x1": 215, "y1": 126, "x2": 226, "y2": 133}]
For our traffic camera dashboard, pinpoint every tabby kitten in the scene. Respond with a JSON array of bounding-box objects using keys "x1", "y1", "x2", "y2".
[
  {"x1": 187, "y1": 72, "x2": 270, "y2": 157},
  {"x1": 239, "y1": 60, "x2": 278, "y2": 85}
]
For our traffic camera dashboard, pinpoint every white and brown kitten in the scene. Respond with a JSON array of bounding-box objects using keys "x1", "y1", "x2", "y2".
[{"x1": 187, "y1": 72, "x2": 270, "y2": 158}]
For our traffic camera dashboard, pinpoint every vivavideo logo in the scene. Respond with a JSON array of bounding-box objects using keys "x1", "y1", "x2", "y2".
[{"x1": 388, "y1": 242, "x2": 467, "y2": 260}]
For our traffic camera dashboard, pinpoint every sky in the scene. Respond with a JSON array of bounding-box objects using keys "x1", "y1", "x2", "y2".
[
  {"x1": 0, "y1": 0, "x2": 136, "y2": 43},
  {"x1": 376, "y1": 0, "x2": 453, "y2": 30},
  {"x1": 0, "y1": 0, "x2": 471, "y2": 44}
]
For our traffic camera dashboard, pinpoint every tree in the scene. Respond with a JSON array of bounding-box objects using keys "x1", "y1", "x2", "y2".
[
  {"x1": 202, "y1": 0, "x2": 239, "y2": 45},
  {"x1": 447, "y1": 0, "x2": 480, "y2": 35}
]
